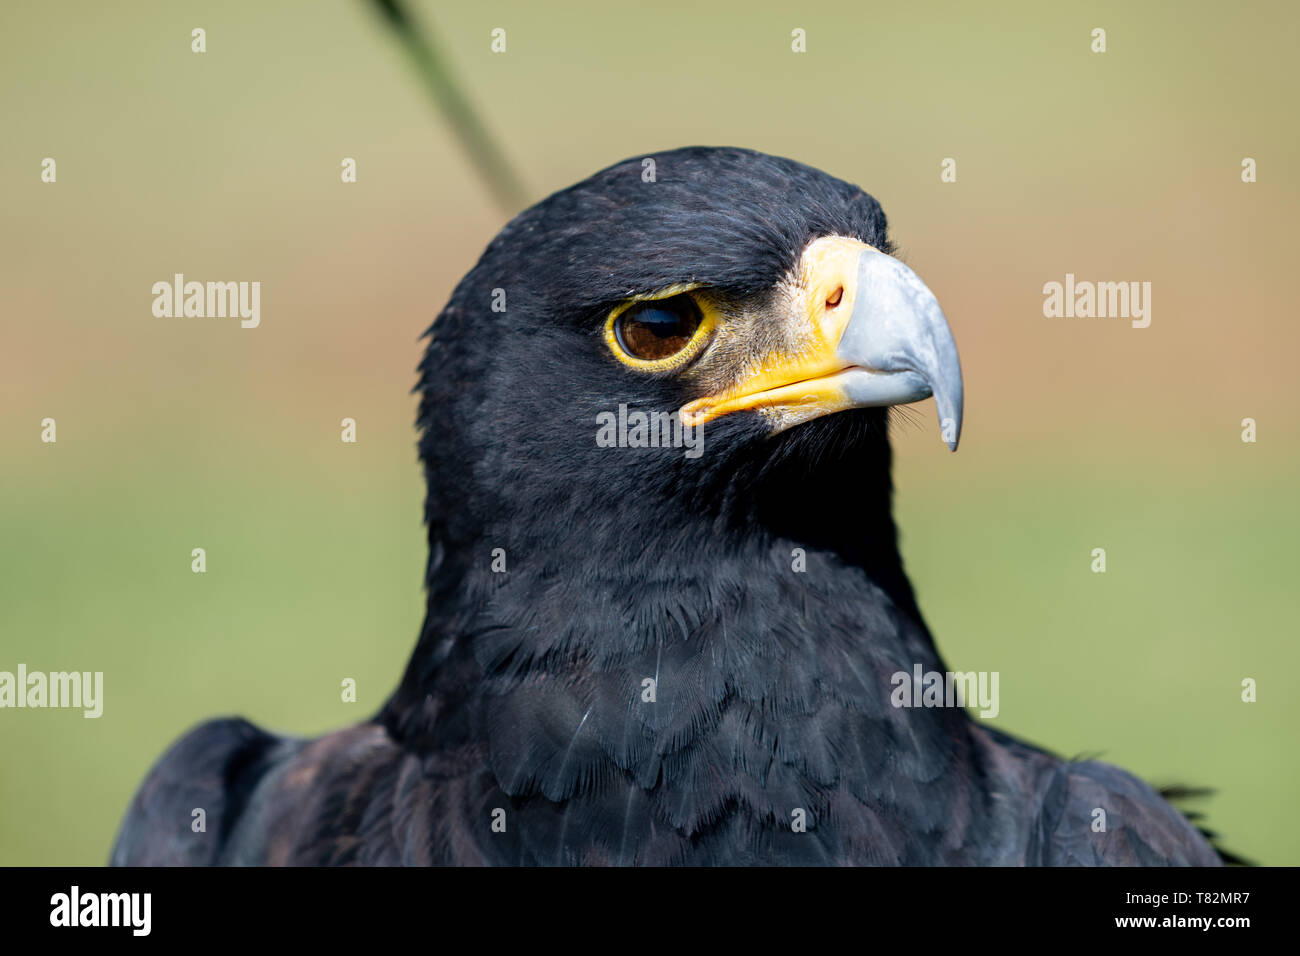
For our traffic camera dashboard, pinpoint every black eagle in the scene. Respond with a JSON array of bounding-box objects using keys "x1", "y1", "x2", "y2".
[{"x1": 112, "y1": 147, "x2": 1226, "y2": 865}]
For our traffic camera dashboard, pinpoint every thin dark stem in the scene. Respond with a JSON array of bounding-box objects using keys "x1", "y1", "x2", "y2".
[{"x1": 368, "y1": 0, "x2": 531, "y2": 214}]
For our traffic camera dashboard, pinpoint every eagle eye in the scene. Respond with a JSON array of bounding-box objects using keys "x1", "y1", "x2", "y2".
[{"x1": 612, "y1": 294, "x2": 703, "y2": 362}]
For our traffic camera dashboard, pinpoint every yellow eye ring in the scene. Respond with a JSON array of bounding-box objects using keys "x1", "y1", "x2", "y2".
[{"x1": 603, "y1": 286, "x2": 719, "y2": 372}]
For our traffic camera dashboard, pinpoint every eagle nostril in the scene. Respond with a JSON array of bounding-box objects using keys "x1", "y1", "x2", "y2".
[{"x1": 826, "y1": 286, "x2": 844, "y2": 309}]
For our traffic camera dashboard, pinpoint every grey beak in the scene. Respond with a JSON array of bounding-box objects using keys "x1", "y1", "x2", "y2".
[{"x1": 834, "y1": 248, "x2": 964, "y2": 450}]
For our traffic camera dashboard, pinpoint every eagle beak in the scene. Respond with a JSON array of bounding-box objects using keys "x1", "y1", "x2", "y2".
[
  {"x1": 680, "y1": 239, "x2": 964, "y2": 450},
  {"x1": 838, "y1": 247, "x2": 964, "y2": 450}
]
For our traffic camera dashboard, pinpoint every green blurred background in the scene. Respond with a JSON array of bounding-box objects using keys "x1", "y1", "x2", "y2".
[{"x1": 2, "y1": 0, "x2": 1296, "y2": 865}]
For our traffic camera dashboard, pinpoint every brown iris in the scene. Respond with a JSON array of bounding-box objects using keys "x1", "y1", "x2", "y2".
[{"x1": 613, "y1": 294, "x2": 703, "y2": 361}]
